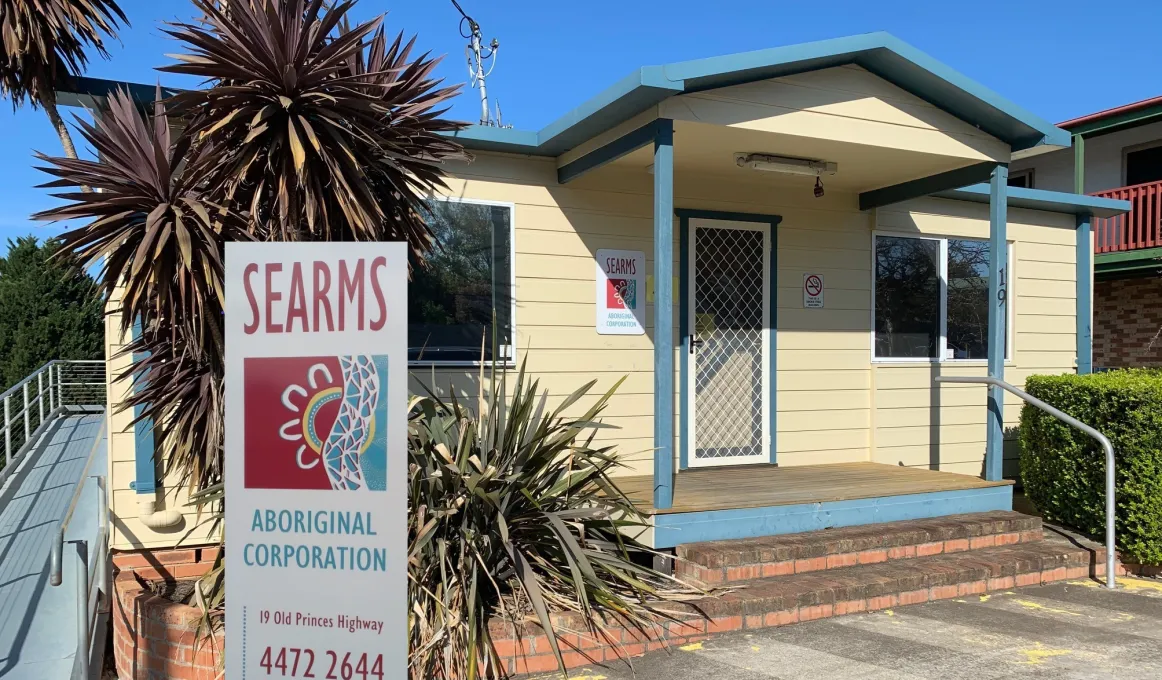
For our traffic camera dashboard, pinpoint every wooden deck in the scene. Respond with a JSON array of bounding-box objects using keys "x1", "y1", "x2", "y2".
[{"x1": 617, "y1": 462, "x2": 1013, "y2": 515}]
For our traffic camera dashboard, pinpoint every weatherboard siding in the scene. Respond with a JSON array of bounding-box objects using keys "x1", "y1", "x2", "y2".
[
  {"x1": 660, "y1": 65, "x2": 1010, "y2": 163},
  {"x1": 873, "y1": 198, "x2": 1078, "y2": 477},
  {"x1": 104, "y1": 288, "x2": 220, "y2": 551}
]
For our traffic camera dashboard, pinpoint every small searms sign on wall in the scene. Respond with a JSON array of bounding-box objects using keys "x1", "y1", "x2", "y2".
[
  {"x1": 596, "y1": 249, "x2": 646, "y2": 335},
  {"x1": 225, "y1": 243, "x2": 406, "y2": 680}
]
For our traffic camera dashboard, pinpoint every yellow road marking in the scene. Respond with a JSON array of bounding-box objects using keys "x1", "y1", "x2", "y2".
[
  {"x1": 979, "y1": 594, "x2": 991, "y2": 602},
  {"x1": 1013, "y1": 599, "x2": 1083, "y2": 617},
  {"x1": 1016, "y1": 642, "x2": 1072, "y2": 665},
  {"x1": 679, "y1": 642, "x2": 704, "y2": 652},
  {"x1": 1069, "y1": 577, "x2": 1162, "y2": 593}
]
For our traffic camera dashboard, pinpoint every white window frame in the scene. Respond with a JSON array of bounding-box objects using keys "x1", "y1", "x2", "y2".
[
  {"x1": 871, "y1": 231, "x2": 1013, "y2": 364},
  {"x1": 408, "y1": 196, "x2": 517, "y2": 368}
]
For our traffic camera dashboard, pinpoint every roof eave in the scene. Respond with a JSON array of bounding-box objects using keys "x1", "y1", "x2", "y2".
[{"x1": 937, "y1": 185, "x2": 1131, "y2": 219}]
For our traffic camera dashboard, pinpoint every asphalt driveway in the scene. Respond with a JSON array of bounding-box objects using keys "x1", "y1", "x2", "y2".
[{"x1": 527, "y1": 577, "x2": 1162, "y2": 679}]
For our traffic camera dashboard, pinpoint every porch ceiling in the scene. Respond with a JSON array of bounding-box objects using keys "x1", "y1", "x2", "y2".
[{"x1": 607, "y1": 120, "x2": 989, "y2": 192}]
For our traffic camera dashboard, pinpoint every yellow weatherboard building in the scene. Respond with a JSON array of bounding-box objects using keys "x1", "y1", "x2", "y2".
[{"x1": 98, "y1": 32, "x2": 1128, "y2": 551}]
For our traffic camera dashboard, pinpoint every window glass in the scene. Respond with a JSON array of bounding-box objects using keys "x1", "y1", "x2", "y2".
[
  {"x1": 408, "y1": 201, "x2": 512, "y2": 362},
  {"x1": 946, "y1": 239, "x2": 990, "y2": 359},
  {"x1": 874, "y1": 236, "x2": 939, "y2": 358}
]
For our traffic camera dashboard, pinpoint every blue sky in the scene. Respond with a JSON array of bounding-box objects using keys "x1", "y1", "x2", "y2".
[{"x1": 4, "y1": 0, "x2": 1160, "y2": 247}]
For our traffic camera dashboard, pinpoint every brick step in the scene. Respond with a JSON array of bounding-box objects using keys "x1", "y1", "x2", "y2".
[
  {"x1": 500, "y1": 534, "x2": 1102, "y2": 676},
  {"x1": 675, "y1": 511, "x2": 1042, "y2": 587}
]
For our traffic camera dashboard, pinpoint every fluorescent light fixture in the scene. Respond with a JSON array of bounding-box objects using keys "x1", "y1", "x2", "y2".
[{"x1": 735, "y1": 153, "x2": 837, "y2": 176}]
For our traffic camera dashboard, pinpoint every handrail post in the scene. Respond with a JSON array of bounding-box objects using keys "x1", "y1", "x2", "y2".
[
  {"x1": 935, "y1": 375, "x2": 1116, "y2": 589},
  {"x1": 76, "y1": 540, "x2": 90, "y2": 680},
  {"x1": 22, "y1": 383, "x2": 29, "y2": 443},
  {"x1": 3, "y1": 396, "x2": 9, "y2": 468},
  {"x1": 37, "y1": 372, "x2": 44, "y2": 424},
  {"x1": 47, "y1": 364, "x2": 54, "y2": 413}
]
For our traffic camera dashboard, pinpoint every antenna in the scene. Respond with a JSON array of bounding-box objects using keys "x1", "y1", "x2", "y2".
[{"x1": 451, "y1": 0, "x2": 506, "y2": 127}]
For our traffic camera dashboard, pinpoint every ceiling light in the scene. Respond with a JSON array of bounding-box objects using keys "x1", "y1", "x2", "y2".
[{"x1": 735, "y1": 153, "x2": 837, "y2": 176}]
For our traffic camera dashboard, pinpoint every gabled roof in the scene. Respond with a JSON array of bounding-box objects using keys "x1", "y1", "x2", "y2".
[
  {"x1": 1058, "y1": 94, "x2": 1162, "y2": 138},
  {"x1": 452, "y1": 32, "x2": 1070, "y2": 156}
]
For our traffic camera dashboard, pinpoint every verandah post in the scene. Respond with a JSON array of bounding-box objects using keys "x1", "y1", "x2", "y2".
[
  {"x1": 986, "y1": 164, "x2": 1009, "y2": 482},
  {"x1": 653, "y1": 119, "x2": 675, "y2": 511},
  {"x1": 1076, "y1": 213, "x2": 1093, "y2": 374}
]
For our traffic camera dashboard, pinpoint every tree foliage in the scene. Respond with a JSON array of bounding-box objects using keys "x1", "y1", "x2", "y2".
[{"x1": 0, "y1": 236, "x2": 103, "y2": 388}]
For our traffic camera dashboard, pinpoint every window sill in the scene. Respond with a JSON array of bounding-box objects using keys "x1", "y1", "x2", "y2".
[
  {"x1": 408, "y1": 360, "x2": 517, "y2": 369},
  {"x1": 871, "y1": 359, "x2": 1016, "y2": 367}
]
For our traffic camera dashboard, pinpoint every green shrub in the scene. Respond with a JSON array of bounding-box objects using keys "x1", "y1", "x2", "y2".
[{"x1": 1020, "y1": 369, "x2": 1162, "y2": 564}]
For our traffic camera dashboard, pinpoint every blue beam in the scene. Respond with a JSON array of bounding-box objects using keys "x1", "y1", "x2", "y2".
[
  {"x1": 986, "y1": 165, "x2": 1008, "y2": 482},
  {"x1": 651, "y1": 485, "x2": 1013, "y2": 548},
  {"x1": 859, "y1": 162, "x2": 1000, "y2": 211},
  {"x1": 653, "y1": 120, "x2": 675, "y2": 511},
  {"x1": 935, "y1": 184, "x2": 1129, "y2": 219},
  {"x1": 558, "y1": 119, "x2": 665, "y2": 184},
  {"x1": 1077, "y1": 214, "x2": 1093, "y2": 374}
]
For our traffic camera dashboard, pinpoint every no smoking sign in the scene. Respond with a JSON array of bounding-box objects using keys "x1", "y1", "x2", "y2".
[{"x1": 803, "y1": 273, "x2": 824, "y2": 309}]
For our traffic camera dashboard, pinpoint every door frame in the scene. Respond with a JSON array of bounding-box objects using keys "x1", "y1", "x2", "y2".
[{"x1": 677, "y1": 209, "x2": 782, "y2": 470}]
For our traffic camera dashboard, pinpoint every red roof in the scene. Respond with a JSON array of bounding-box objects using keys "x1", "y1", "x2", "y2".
[{"x1": 1059, "y1": 95, "x2": 1162, "y2": 129}]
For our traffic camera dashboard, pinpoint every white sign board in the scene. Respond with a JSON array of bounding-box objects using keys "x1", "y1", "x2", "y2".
[
  {"x1": 596, "y1": 248, "x2": 646, "y2": 335},
  {"x1": 226, "y1": 243, "x2": 406, "y2": 680},
  {"x1": 803, "y1": 273, "x2": 824, "y2": 308}
]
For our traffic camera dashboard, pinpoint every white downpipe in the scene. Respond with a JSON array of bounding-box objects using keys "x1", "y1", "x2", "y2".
[{"x1": 138, "y1": 495, "x2": 182, "y2": 529}]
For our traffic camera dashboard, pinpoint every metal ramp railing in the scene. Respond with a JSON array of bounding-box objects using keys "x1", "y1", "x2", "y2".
[
  {"x1": 935, "y1": 375, "x2": 1117, "y2": 589},
  {"x1": 0, "y1": 360, "x2": 107, "y2": 679}
]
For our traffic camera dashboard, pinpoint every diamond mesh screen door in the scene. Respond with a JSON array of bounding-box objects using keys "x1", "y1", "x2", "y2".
[{"x1": 688, "y1": 219, "x2": 771, "y2": 467}]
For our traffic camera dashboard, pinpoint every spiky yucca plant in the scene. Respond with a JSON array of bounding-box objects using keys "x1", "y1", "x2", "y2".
[
  {"x1": 36, "y1": 0, "x2": 466, "y2": 492},
  {"x1": 409, "y1": 365, "x2": 700, "y2": 679}
]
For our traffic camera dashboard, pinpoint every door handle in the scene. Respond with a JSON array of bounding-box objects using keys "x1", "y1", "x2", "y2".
[{"x1": 689, "y1": 335, "x2": 703, "y2": 354}]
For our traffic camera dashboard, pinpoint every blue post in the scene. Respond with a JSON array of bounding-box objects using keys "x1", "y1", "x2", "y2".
[
  {"x1": 131, "y1": 318, "x2": 157, "y2": 495},
  {"x1": 653, "y1": 120, "x2": 675, "y2": 510},
  {"x1": 986, "y1": 165, "x2": 1008, "y2": 482},
  {"x1": 1076, "y1": 213, "x2": 1093, "y2": 374},
  {"x1": 678, "y1": 214, "x2": 690, "y2": 471}
]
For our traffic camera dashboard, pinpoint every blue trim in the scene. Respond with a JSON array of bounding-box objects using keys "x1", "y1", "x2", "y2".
[
  {"x1": 679, "y1": 215, "x2": 690, "y2": 471},
  {"x1": 674, "y1": 209, "x2": 784, "y2": 225},
  {"x1": 1076, "y1": 214, "x2": 1094, "y2": 374},
  {"x1": 557, "y1": 119, "x2": 665, "y2": 184},
  {"x1": 937, "y1": 185, "x2": 1130, "y2": 219},
  {"x1": 859, "y1": 162, "x2": 1000, "y2": 211},
  {"x1": 986, "y1": 166, "x2": 1008, "y2": 483},
  {"x1": 539, "y1": 68, "x2": 684, "y2": 153},
  {"x1": 653, "y1": 121, "x2": 675, "y2": 511},
  {"x1": 131, "y1": 319, "x2": 157, "y2": 495},
  {"x1": 651, "y1": 485, "x2": 1013, "y2": 548},
  {"x1": 447, "y1": 126, "x2": 541, "y2": 155},
  {"x1": 769, "y1": 222, "x2": 778, "y2": 465}
]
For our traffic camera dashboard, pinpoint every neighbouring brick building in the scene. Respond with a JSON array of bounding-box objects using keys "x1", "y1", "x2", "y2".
[{"x1": 1095, "y1": 277, "x2": 1162, "y2": 367}]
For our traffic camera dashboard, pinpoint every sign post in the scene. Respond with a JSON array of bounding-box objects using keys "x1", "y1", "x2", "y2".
[
  {"x1": 596, "y1": 248, "x2": 645, "y2": 335},
  {"x1": 225, "y1": 243, "x2": 407, "y2": 679}
]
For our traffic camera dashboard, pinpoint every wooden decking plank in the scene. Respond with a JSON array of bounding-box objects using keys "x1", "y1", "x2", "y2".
[{"x1": 613, "y1": 462, "x2": 1011, "y2": 515}]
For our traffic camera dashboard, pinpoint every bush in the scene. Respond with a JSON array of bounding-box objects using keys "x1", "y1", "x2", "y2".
[{"x1": 1020, "y1": 369, "x2": 1162, "y2": 564}]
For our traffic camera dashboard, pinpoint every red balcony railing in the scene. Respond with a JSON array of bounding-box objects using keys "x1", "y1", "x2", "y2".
[{"x1": 1093, "y1": 180, "x2": 1162, "y2": 253}]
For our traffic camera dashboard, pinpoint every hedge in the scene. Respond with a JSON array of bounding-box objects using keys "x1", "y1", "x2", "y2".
[{"x1": 1019, "y1": 369, "x2": 1162, "y2": 565}]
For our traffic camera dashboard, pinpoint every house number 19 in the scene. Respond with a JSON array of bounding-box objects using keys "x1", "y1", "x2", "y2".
[{"x1": 996, "y1": 267, "x2": 1007, "y2": 304}]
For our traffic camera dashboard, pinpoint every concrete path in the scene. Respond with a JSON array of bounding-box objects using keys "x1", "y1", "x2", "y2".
[
  {"x1": 534, "y1": 577, "x2": 1162, "y2": 679},
  {"x1": 0, "y1": 413, "x2": 106, "y2": 679}
]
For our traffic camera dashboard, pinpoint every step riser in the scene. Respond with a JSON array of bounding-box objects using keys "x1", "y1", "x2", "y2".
[
  {"x1": 675, "y1": 512, "x2": 1042, "y2": 588},
  {"x1": 499, "y1": 542, "x2": 1106, "y2": 676},
  {"x1": 677, "y1": 530, "x2": 1040, "y2": 586}
]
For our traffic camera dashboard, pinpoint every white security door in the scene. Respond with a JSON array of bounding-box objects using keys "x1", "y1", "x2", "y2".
[{"x1": 688, "y1": 218, "x2": 771, "y2": 467}]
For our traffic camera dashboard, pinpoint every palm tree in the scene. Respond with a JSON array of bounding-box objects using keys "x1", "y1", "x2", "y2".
[
  {"x1": 34, "y1": 0, "x2": 465, "y2": 492},
  {"x1": 0, "y1": 0, "x2": 127, "y2": 159}
]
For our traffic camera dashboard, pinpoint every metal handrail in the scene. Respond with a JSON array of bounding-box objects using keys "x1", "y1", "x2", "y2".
[
  {"x1": 936, "y1": 375, "x2": 1116, "y2": 589},
  {"x1": 49, "y1": 425, "x2": 109, "y2": 680},
  {"x1": 0, "y1": 360, "x2": 105, "y2": 485}
]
